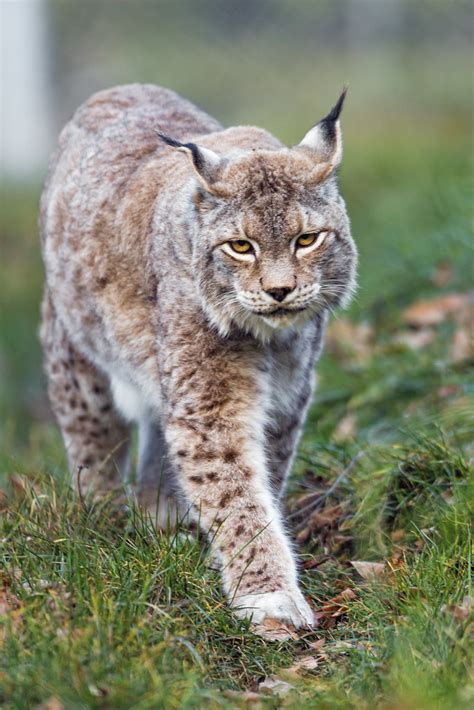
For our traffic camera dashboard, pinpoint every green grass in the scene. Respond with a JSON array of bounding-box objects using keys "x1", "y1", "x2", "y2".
[
  {"x1": 1, "y1": 431, "x2": 472, "y2": 708},
  {"x1": 1, "y1": 41, "x2": 473, "y2": 708},
  {"x1": 1, "y1": 429, "x2": 472, "y2": 708}
]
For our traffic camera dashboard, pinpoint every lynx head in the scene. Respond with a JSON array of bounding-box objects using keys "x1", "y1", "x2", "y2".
[{"x1": 160, "y1": 89, "x2": 357, "y2": 340}]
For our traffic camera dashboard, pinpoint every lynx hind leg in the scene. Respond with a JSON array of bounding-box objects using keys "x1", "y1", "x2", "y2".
[
  {"x1": 136, "y1": 418, "x2": 183, "y2": 529},
  {"x1": 41, "y1": 295, "x2": 131, "y2": 498}
]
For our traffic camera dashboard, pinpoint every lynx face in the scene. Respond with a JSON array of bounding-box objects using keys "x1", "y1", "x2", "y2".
[
  {"x1": 161, "y1": 93, "x2": 357, "y2": 339},
  {"x1": 193, "y1": 151, "x2": 357, "y2": 337}
]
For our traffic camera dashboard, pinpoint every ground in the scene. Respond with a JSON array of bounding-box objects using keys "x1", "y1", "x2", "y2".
[{"x1": 0, "y1": 88, "x2": 473, "y2": 708}]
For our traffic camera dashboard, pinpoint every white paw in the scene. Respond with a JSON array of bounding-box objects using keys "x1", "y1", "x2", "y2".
[{"x1": 233, "y1": 589, "x2": 314, "y2": 628}]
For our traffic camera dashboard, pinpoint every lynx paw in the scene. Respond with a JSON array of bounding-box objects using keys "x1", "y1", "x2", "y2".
[{"x1": 233, "y1": 589, "x2": 314, "y2": 628}]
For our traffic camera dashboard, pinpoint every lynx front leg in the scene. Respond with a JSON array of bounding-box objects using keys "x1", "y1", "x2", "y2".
[{"x1": 161, "y1": 330, "x2": 313, "y2": 627}]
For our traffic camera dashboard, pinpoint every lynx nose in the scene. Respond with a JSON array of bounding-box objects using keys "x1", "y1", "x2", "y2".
[{"x1": 265, "y1": 286, "x2": 294, "y2": 303}]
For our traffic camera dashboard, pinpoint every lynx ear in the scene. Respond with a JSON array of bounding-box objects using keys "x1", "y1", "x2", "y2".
[
  {"x1": 157, "y1": 132, "x2": 224, "y2": 191},
  {"x1": 297, "y1": 88, "x2": 347, "y2": 177}
]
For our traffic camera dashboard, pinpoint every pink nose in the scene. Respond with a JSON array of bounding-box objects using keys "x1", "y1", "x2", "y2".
[{"x1": 265, "y1": 287, "x2": 294, "y2": 302}]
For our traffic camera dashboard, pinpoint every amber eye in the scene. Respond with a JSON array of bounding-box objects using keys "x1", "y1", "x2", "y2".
[
  {"x1": 230, "y1": 240, "x2": 253, "y2": 254},
  {"x1": 296, "y1": 233, "x2": 318, "y2": 248}
]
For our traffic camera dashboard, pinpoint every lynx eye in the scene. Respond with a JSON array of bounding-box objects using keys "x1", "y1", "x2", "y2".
[
  {"x1": 296, "y1": 233, "x2": 317, "y2": 248},
  {"x1": 295, "y1": 231, "x2": 328, "y2": 254},
  {"x1": 220, "y1": 238, "x2": 256, "y2": 261},
  {"x1": 229, "y1": 239, "x2": 253, "y2": 254}
]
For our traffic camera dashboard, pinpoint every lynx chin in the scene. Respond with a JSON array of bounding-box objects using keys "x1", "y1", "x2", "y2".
[{"x1": 40, "y1": 84, "x2": 357, "y2": 628}]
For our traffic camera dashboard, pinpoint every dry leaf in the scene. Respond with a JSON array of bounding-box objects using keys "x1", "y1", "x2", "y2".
[
  {"x1": 386, "y1": 552, "x2": 407, "y2": 575},
  {"x1": 0, "y1": 489, "x2": 8, "y2": 512},
  {"x1": 35, "y1": 698, "x2": 64, "y2": 710},
  {"x1": 333, "y1": 413, "x2": 357, "y2": 442},
  {"x1": 313, "y1": 588, "x2": 357, "y2": 624},
  {"x1": 293, "y1": 499, "x2": 351, "y2": 553},
  {"x1": 310, "y1": 504, "x2": 346, "y2": 531},
  {"x1": 450, "y1": 328, "x2": 473, "y2": 363},
  {"x1": 350, "y1": 560, "x2": 386, "y2": 580},
  {"x1": 284, "y1": 655, "x2": 319, "y2": 675},
  {"x1": 441, "y1": 596, "x2": 472, "y2": 623},
  {"x1": 88, "y1": 684, "x2": 108, "y2": 697},
  {"x1": 302, "y1": 555, "x2": 332, "y2": 570},
  {"x1": 393, "y1": 328, "x2": 436, "y2": 350},
  {"x1": 432, "y1": 261, "x2": 453, "y2": 287},
  {"x1": 402, "y1": 293, "x2": 470, "y2": 327},
  {"x1": 437, "y1": 385, "x2": 461, "y2": 399},
  {"x1": 308, "y1": 638, "x2": 326, "y2": 651},
  {"x1": 11, "y1": 474, "x2": 27, "y2": 497},
  {"x1": 296, "y1": 527, "x2": 311, "y2": 545},
  {"x1": 252, "y1": 617, "x2": 299, "y2": 641},
  {"x1": 259, "y1": 676, "x2": 295, "y2": 696},
  {"x1": 0, "y1": 588, "x2": 22, "y2": 618},
  {"x1": 390, "y1": 529, "x2": 406, "y2": 543}
]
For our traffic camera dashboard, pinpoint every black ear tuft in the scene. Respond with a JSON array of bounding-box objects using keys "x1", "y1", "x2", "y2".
[
  {"x1": 156, "y1": 131, "x2": 183, "y2": 149},
  {"x1": 322, "y1": 86, "x2": 348, "y2": 123},
  {"x1": 156, "y1": 131, "x2": 206, "y2": 174},
  {"x1": 296, "y1": 88, "x2": 347, "y2": 177}
]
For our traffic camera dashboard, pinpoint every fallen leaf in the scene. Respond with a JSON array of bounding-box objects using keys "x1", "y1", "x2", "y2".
[
  {"x1": 310, "y1": 504, "x2": 346, "y2": 531},
  {"x1": 296, "y1": 527, "x2": 311, "y2": 545},
  {"x1": 437, "y1": 385, "x2": 461, "y2": 399},
  {"x1": 302, "y1": 555, "x2": 332, "y2": 570},
  {"x1": 393, "y1": 328, "x2": 436, "y2": 350},
  {"x1": 259, "y1": 676, "x2": 295, "y2": 696},
  {"x1": 308, "y1": 638, "x2": 326, "y2": 651},
  {"x1": 35, "y1": 699, "x2": 63, "y2": 710},
  {"x1": 450, "y1": 328, "x2": 473, "y2": 363},
  {"x1": 402, "y1": 293, "x2": 471, "y2": 328},
  {"x1": 390, "y1": 529, "x2": 406, "y2": 543},
  {"x1": 333, "y1": 413, "x2": 357, "y2": 442},
  {"x1": 0, "y1": 489, "x2": 7, "y2": 512},
  {"x1": 441, "y1": 489, "x2": 455, "y2": 505},
  {"x1": 252, "y1": 617, "x2": 299, "y2": 641},
  {"x1": 10, "y1": 474, "x2": 27, "y2": 497},
  {"x1": 0, "y1": 588, "x2": 22, "y2": 617},
  {"x1": 88, "y1": 684, "x2": 108, "y2": 697},
  {"x1": 284, "y1": 655, "x2": 319, "y2": 675},
  {"x1": 386, "y1": 552, "x2": 407, "y2": 575},
  {"x1": 432, "y1": 261, "x2": 453, "y2": 287},
  {"x1": 313, "y1": 588, "x2": 357, "y2": 624},
  {"x1": 441, "y1": 596, "x2": 472, "y2": 623},
  {"x1": 350, "y1": 560, "x2": 386, "y2": 580},
  {"x1": 453, "y1": 294, "x2": 474, "y2": 328},
  {"x1": 294, "y1": 499, "x2": 351, "y2": 553}
]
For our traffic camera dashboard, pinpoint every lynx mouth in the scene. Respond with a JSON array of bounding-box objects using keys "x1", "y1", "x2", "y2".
[{"x1": 253, "y1": 306, "x2": 307, "y2": 317}]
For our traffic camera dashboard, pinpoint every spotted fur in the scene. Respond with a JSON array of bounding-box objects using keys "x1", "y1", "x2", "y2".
[{"x1": 40, "y1": 84, "x2": 357, "y2": 626}]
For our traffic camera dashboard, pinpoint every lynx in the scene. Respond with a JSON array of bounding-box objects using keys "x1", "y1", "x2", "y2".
[{"x1": 40, "y1": 84, "x2": 357, "y2": 627}]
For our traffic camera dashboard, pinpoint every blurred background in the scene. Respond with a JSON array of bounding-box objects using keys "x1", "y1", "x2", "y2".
[{"x1": 1, "y1": 0, "x2": 472, "y2": 458}]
